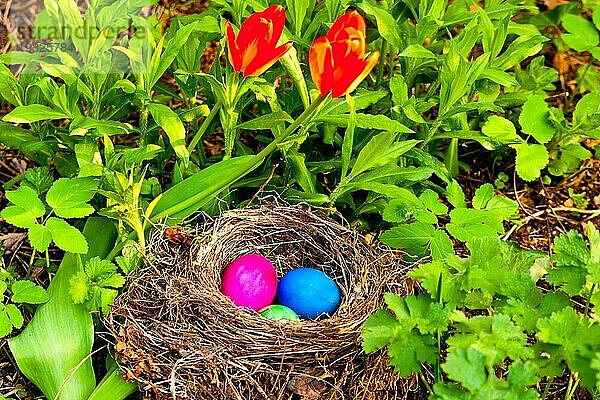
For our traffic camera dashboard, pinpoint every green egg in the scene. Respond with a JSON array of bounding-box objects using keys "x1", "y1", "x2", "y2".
[{"x1": 260, "y1": 305, "x2": 300, "y2": 321}]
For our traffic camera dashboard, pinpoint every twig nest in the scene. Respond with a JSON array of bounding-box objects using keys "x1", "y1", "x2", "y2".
[{"x1": 107, "y1": 204, "x2": 416, "y2": 399}]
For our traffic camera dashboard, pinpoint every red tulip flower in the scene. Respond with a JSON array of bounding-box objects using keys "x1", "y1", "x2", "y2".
[
  {"x1": 309, "y1": 11, "x2": 379, "y2": 98},
  {"x1": 225, "y1": 5, "x2": 293, "y2": 77}
]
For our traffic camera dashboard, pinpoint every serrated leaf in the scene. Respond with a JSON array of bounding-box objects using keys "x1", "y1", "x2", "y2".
[
  {"x1": 446, "y1": 180, "x2": 467, "y2": 208},
  {"x1": 11, "y1": 280, "x2": 49, "y2": 304},
  {"x1": 431, "y1": 230, "x2": 454, "y2": 261},
  {"x1": 46, "y1": 178, "x2": 97, "y2": 218},
  {"x1": 1, "y1": 186, "x2": 45, "y2": 228},
  {"x1": 69, "y1": 272, "x2": 89, "y2": 304},
  {"x1": 519, "y1": 95, "x2": 554, "y2": 144},
  {"x1": 5, "y1": 304, "x2": 23, "y2": 329},
  {"x1": 447, "y1": 208, "x2": 504, "y2": 242},
  {"x1": 443, "y1": 347, "x2": 488, "y2": 392},
  {"x1": 46, "y1": 218, "x2": 88, "y2": 254},
  {"x1": 380, "y1": 222, "x2": 435, "y2": 251},
  {"x1": 1, "y1": 206, "x2": 38, "y2": 228},
  {"x1": 388, "y1": 330, "x2": 438, "y2": 376},
  {"x1": 100, "y1": 288, "x2": 118, "y2": 314},
  {"x1": 481, "y1": 115, "x2": 521, "y2": 146},
  {"x1": 472, "y1": 184, "x2": 494, "y2": 210},
  {"x1": 420, "y1": 190, "x2": 448, "y2": 215},
  {"x1": 513, "y1": 143, "x2": 549, "y2": 181},
  {"x1": 0, "y1": 311, "x2": 12, "y2": 337},
  {"x1": 363, "y1": 309, "x2": 398, "y2": 353},
  {"x1": 28, "y1": 223, "x2": 53, "y2": 252}
]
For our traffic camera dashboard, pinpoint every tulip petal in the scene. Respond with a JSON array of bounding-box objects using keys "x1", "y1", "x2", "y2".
[
  {"x1": 225, "y1": 21, "x2": 242, "y2": 73},
  {"x1": 309, "y1": 37, "x2": 334, "y2": 96},
  {"x1": 243, "y1": 41, "x2": 293, "y2": 77},
  {"x1": 327, "y1": 10, "x2": 366, "y2": 42},
  {"x1": 331, "y1": 51, "x2": 379, "y2": 98}
]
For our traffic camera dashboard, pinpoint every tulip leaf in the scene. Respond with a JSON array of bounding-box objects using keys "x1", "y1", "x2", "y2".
[
  {"x1": 236, "y1": 111, "x2": 293, "y2": 131},
  {"x1": 341, "y1": 93, "x2": 356, "y2": 179},
  {"x1": 9, "y1": 217, "x2": 117, "y2": 400},
  {"x1": 150, "y1": 155, "x2": 258, "y2": 222}
]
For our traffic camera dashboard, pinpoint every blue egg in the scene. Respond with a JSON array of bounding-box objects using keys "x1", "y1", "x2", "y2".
[{"x1": 277, "y1": 268, "x2": 341, "y2": 320}]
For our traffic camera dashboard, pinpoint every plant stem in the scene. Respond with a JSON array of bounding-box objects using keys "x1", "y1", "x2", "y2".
[
  {"x1": 418, "y1": 370, "x2": 434, "y2": 394},
  {"x1": 151, "y1": 94, "x2": 327, "y2": 221},
  {"x1": 375, "y1": 40, "x2": 388, "y2": 88},
  {"x1": 187, "y1": 100, "x2": 222, "y2": 153},
  {"x1": 565, "y1": 372, "x2": 580, "y2": 400},
  {"x1": 584, "y1": 283, "x2": 596, "y2": 319},
  {"x1": 542, "y1": 377, "x2": 554, "y2": 400}
]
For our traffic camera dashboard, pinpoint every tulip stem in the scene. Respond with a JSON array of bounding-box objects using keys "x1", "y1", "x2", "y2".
[
  {"x1": 253, "y1": 94, "x2": 327, "y2": 161},
  {"x1": 187, "y1": 100, "x2": 223, "y2": 154},
  {"x1": 375, "y1": 40, "x2": 388, "y2": 88}
]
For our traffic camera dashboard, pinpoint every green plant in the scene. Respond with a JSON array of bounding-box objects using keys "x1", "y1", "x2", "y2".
[
  {"x1": 380, "y1": 182, "x2": 518, "y2": 260},
  {"x1": 0, "y1": 268, "x2": 49, "y2": 338},
  {"x1": 363, "y1": 223, "x2": 600, "y2": 398},
  {"x1": 480, "y1": 92, "x2": 600, "y2": 181}
]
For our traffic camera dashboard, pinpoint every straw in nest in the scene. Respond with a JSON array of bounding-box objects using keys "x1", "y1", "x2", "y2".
[{"x1": 107, "y1": 204, "x2": 418, "y2": 399}]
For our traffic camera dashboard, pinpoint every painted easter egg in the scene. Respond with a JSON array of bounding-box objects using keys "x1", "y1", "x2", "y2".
[
  {"x1": 277, "y1": 268, "x2": 341, "y2": 320},
  {"x1": 220, "y1": 254, "x2": 277, "y2": 311},
  {"x1": 260, "y1": 305, "x2": 300, "y2": 321}
]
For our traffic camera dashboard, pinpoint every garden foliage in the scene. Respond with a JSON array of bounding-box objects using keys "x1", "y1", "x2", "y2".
[{"x1": 0, "y1": 0, "x2": 597, "y2": 398}]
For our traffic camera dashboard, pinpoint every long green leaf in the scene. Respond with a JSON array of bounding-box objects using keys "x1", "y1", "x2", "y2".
[
  {"x1": 147, "y1": 103, "x2": 189, "y2": 166},
  {"x1": 87, "y1": 366, "x2": 137, "y2": 400},
  {"x1": 9, "y1": 217, "x2": 117, "y2": 400},
  {"x1": 150, "y1": 155, "x2": 256, "y2": 221}
]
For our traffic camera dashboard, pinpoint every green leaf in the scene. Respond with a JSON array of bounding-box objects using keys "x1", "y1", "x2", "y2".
[
  {"x1": 360, "y1": 2, "x2": 403, "y2": 48},
  {"x1": 236, "y1": 111, "x2": 293, "y2": 130},
  {"x1": 431, "y1": 230, "x2": 454, "y2": 261},
  {"x1": 5, "y1": 304, "x2": 24, "y2": 329},
  {"x1": 1, "y1": 186, "x2": 45, "y2": 228},
  {"x1": 46, "y1": 178, "x2": 97, "y2": 218},
  {"x1": 518, "y1": 95, "x2": 554, "y2": 144},
  {"x1": 399, "y1": 44, "x2": 436, "y2": 59},
  {"x1": 314, "y1": 113, "x2": 412, "y2": 133},
  {"x1": 472, "y1": 184, "x2": 494, "y2": 210},
  {"x1": 150, "y1": 155, "x2": 257, "y2": 221},
  {"x1": 349, "y1": 133, "x2": 420, "y2": 179},
  {"x1": 147, "y1": 103, "x2": 189, "y2": 165},
  {"x1": 46, "y1": 218, "x2": 88, "y2": 254},
  {"x1": 562, "y1": 14, "x2": 599, "y2": 51},
  {"x1": 481, "y1": 116, "x2": 521, "y2": 147},
  {"x1": 513, "y1": 143, "x2": 549, "y2": 181},
  {"x1": 380, "y1": 222, "x2": 435, "y2": 251},
  {"x1": 446, "y1": 180, "x2": 467, "y2": 208},
  {"x1": 28, "y1": 223, "x2": 53, "y2": 252},
  {"x1": 420, "y1": 190, "x2": 448, "y2": 215},
  {"x1": 3, "y1": 105, "x2": 69, "y2": 124},
  {"x1": 446, "y1": 208, "x2": 504, "y2": 242},
  {"x1": 9, "y1": 217, "x2": 117, "y2": 400},
  {"x1": 11, "y1": 280, "x2": 49, "y2": 304},
  {"x1": 443, "y1": 347, "x2": 488, "y2": 392},
  {"x1": 341, "y1": 93, "x2": 356, "y2": 179},
  {"x1": 363, "y1": 309, "x2": 397, "y2": 353},
  {"x1": 0, "y1": 311, "x2": 12, "y2": 337}
]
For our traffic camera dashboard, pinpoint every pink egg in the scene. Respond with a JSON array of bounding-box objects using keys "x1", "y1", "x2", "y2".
[{"x1": 220, "y1": 254, "x2": 277, "y2": 310}]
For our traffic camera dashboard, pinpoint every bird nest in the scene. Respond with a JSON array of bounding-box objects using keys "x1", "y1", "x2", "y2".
[{"x1": 106, "y1": 204, "x2": 417, "y2": 399}]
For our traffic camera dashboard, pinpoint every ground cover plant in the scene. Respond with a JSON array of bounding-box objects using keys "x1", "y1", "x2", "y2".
[{"x1": 0, "y1": 0, "x2": 598, "y2": 399}]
